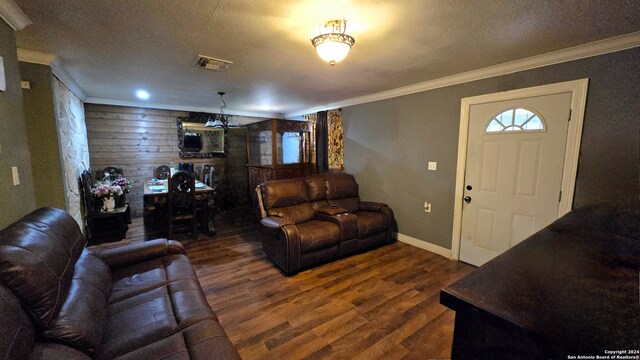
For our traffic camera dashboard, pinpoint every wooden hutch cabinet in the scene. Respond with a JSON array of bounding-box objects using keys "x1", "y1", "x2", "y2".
[{"x1": 247, "y1": 119, "x2": 315, "y2": 218}]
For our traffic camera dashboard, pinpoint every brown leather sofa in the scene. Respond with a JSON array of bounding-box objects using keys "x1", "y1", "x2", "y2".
[
  {"x1": 258, "y1": 173, "x2": 397, "y2": 275},
  {"x1": 0, "y1": 207, "x2": 239, "y2": 360}
]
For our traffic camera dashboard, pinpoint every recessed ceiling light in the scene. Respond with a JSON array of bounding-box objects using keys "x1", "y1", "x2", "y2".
[{"x1": 136, "y1": 89, "x2": 150, "y2": 100}]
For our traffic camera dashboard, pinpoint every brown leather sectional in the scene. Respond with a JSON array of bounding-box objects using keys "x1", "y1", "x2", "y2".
[
  {"x1": 258, "y1": 173, "x2": 397, "y2": 275},
  {"x1": 0, "y1": 207, "x2": 239, "y2": 360}
]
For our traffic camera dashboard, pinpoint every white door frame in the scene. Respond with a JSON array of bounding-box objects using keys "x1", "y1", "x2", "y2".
[{"x1": 450, "y1": 79, "x2": 589, "y2": 261}]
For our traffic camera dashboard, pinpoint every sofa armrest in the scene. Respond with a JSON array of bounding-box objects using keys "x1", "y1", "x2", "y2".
[
  {"x1": 360, "y1": 201, "x2": 398, "y2": 239},
  {"x1": 88, "y1": 238, "x2": 185, "y2": 270},
  {"x1": 260, "y1": 216, "x2": 296, "y2": 236},
  {"x1": 316, "y1": 206, "x2": 349, "y2": 216},
  {"x1": 259, "y1": 217, "x2": 301, "y2": 275},
  {"x1": 359, "y1": 201, "x2": 388, "y2": 212}
]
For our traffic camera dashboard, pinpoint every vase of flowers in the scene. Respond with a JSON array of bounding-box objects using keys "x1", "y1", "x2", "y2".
[
  {"x1": 112, "y1": 177, "x2": 131, "y2": 207},
  {"x1": 113, "y1": 177, "x2": 132, "y2": 193},
  {"x1": 92, "y1": 184, "x2": 123, "y2": 212}
]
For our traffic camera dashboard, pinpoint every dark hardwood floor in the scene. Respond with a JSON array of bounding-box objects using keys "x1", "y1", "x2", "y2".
[{"x1": 122, "y1": 208, "x2": 475, "y2": 359}]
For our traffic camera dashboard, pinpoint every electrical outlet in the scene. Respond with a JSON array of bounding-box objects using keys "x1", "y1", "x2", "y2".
[
  {"x1": 428, "y1": 162, "x2": 437, "y2": 171},
  {"x1": 424, "y1": 202, "x2": 431, "y2": 213}
]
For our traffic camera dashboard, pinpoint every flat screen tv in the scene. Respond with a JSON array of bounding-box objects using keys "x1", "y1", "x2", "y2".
[{"x1": 183, "y1": 133, "x2": 202, "y2": 152}]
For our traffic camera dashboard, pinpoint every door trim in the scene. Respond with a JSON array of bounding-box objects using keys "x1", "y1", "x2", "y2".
[{"x1": 450, "y1": 79, "x2": 589, "y2": 261}]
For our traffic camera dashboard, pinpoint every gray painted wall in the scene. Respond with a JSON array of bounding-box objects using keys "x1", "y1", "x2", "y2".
[
  {"x1": 343, "y1": 47, "x2": 639, "y2": 249},
  {"x1": 0, "y1": 21, "x2": 36, "y2": 228},
  {"x1": 20, "y1": 62, "x2": 66, "y2": 210}
]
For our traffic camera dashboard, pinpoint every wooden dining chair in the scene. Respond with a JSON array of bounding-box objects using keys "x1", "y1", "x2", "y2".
[
  {"x1": 102, "y1": 166, "x2": 123, "y2": 181},
  {"x1": 168, "y1": 170, "x2": 197, "y2": 240},
  {"x1": 155, "y1": 165, "x2": 170, "y2": 180}
]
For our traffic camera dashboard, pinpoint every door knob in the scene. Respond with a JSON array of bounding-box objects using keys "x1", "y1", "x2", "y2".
[{"x1": 464, "y1": 196, "x2": 472, "y2": 204}]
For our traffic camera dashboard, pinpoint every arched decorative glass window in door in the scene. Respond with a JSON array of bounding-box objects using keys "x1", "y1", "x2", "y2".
[{"x1": 485, "y1": 108, "x2": 546, "y2": 133}]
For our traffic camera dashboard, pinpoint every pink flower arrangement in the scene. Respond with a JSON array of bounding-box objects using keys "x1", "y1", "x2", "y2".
[
  {"x1": 112, "y1": 177, "x2": 132, "y2": 193},
  {"x1": 92, "y1": 184, "x2": 123, "y2": 198}
]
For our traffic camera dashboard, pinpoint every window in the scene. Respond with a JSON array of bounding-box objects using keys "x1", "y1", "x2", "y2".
[{"x1": 485, "y1": 108, "x2": 545, "y2": 133}]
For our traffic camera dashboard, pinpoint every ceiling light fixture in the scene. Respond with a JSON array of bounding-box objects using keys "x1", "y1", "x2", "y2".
[
  {"x1": 205, "y1": 92, "x2": 230, "y2": 128},
  {"x1": 311, "y1": 19, "x2": 355, "y2": 66},
  {"x1": 135, "y1": 89, "x2": 150, "y2": 100}
]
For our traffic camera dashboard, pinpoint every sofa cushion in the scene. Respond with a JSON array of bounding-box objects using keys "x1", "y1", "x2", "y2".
[
  {"x1": 355, "y1": 211, "x2": 388, "y2": 238},
  {"x1": 99, "y1": 253, "x2": 217, "y2": 359},
  {"x1": 0, "y1": 207, "x2": 85, "y2": 328},
  {"x1": 101, "y1": 278, "x2": 216, "y2": 358},
  {"x1": 261, "y1": 179, "x2": 310, "y2": 210},
  {"x1": 109, "y1": 319, "x2": 239, "y2": 360},
  {"x1": 109, "y1": 254, "x2": 196, "y2": 303},
  {"x1": 267, "y1": 203, "x2": 316, "y2": 224},
  {"x1": 0, "y1": 285, "x2": 34, "y2": 360},
  {"x1": 41, "y1": 251, "x2": 111, "y2": 355},
  {"x1": 325, "y1": 173, "x2": 359, "y2": 199},
  {"x1": 325, "y1": 174, "x2": 361, "y2": 212},
  {"x1": 296, "y1": 220, "x2": 341, "y2": 253},
  {"x1": 304, "y1": 176, "x2": 327, "y2": 201},
  {"x1": 30, "y1": 342, "x2": 91, "y2": 360}
]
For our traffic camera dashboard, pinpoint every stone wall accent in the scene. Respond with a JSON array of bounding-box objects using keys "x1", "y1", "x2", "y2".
[{"x1": 52, "y1": 76, "x2": 89, "y2": 229}]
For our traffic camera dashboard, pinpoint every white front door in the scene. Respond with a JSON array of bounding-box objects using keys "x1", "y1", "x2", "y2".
[{"x1": 459, "y1": 92, "x2": 572, "y2": 266}]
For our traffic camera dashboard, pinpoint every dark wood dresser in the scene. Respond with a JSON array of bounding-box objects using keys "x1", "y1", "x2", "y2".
[{"x1": 441, "y1": 204, "x2": 639, "y2": 360}]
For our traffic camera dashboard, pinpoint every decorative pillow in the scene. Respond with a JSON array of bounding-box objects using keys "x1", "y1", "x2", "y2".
[{"x1": 42, "y1": 251, "x2": 112, "y2": 355}]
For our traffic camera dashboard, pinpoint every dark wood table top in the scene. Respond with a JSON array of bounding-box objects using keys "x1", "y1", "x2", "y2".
[
  {"x1": 143, "y1": 179, "x2": 214, "y2": 197},
  {"x1": 441, "y1": 204, "x2": 639, "y2": 355}
]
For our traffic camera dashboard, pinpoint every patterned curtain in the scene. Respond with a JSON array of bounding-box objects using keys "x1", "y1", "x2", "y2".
[
  {"x1": 327, "y1": 109, "x2": 345, "y2": 171},
  {"x1": 303, "y1": 113, "x2": 317, "y2": 172}
]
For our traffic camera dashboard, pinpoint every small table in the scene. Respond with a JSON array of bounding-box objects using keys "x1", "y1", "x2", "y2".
[
  {"x1": 89, "y1": 204, "x2": 130, "y2": 245},
  {"x1": 143, "y1": 179, "x2": 216, "y2": 234}
]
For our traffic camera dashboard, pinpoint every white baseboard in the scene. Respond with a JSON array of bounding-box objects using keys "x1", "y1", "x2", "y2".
[{"x1": 396, "y1": 233, "x2": 452, "y2": 259}]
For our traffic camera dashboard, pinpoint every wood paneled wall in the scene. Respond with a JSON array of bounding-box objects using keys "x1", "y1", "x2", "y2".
[{"x1": 85, "y1": 104, "x2": 249, "y2": 218}]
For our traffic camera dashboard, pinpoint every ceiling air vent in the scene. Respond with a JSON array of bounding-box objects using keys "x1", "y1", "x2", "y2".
[{"x1": 193, "y1": 55, "x2": 233, "y2": 71}]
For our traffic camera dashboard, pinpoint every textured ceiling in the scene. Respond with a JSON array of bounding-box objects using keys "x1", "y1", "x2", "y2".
[{"x1": 13, "y1": 0, "x2": 640, "y2": 118}]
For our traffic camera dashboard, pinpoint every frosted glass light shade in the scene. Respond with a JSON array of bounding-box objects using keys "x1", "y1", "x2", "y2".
[
  {"x1": 315, "y1": 41, "x2": 352, "y2": 65},
  {"x1": 311, "y1": 20, "x2": 355, "y2": 65}
]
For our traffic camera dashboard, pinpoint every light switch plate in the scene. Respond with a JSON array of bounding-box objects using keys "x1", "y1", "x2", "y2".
[
  {"x1": 12, "y1": 167, "x2": 20, "y2": 186},
  {"x1": 0, "y1": 56, "x2": 5, "y2": 92},
  {"x1": 428, "y1": 162, "x2": 437, "y2": 171}
]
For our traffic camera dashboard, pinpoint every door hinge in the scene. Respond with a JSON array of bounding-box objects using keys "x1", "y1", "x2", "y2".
[
  {"x1": 568, "y1": 109, "x2": 572, "y2": 122},
  {"x1": 558, "y1": 190, "x2": 562, "y2": 202}
]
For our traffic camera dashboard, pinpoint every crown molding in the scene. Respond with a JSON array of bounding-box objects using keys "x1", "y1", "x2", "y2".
[
  {"x1": 285, "y1": 31, "x2": 640, "y2": 118},
  {"x1": 50, "y1": 58, "x2": 87, "y2": 100},
  {"x1": 84, "y1": 97, "x2": 284, "y2": 119},
  {"x1": 17, "y1": 48, "x2": 56, "y2": 65},
  {"x1": 17, "y1": 48, "x2": 87, "y2": 100},
  {"x1": 0, "y1": 0, "x2": 31, "y2": 30}
]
